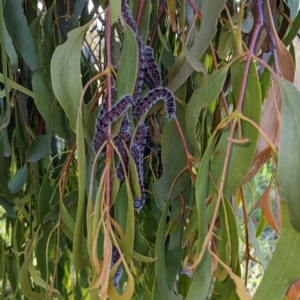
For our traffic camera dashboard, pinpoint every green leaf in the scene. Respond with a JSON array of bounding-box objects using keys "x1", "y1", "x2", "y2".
[
  {"x1": 69, "y1": 0, "x2": 89, "y2": 30},
  {"x1": 277, "y1": 78, "x2": 300, "y2": 232},
  {"x1": 213, "y1": 200, "x2": 240, "y2": 298},
  {"x1": 111, "y1": 0, "x2": 121, "y2": 25},
  {"x1": 209, "y1": 60, "x2": 261, "y2": 198},
  {"x1": 51, "y1": 23, "x2": 95, "y2": 140},
  {"x1": 283, "y1": 12, "x2": 300, "y2": 46},
  {"x1": 186, "y1": 139, "x2": 213, "y2": 299},
  {"x1": 32, "y1": 69, "x2": 76, "y2": 147},
  {"x1": 217, "y1": 24, "x2": 233, "y2": 59},
  {"x1": 41, "y1": 7, "x2": 56, "y2": 86},
  {"x1": 0, "y1": 195, "x2": 16, "y2": 218},
  {"x1": 26, "y1": 135, "x2": 49, "y2": 163},
  {"x1": 186, "y1": 66, "x2": 228, "y2": 154},
  {"x1": 169, "y1": 0, "x2": 227, "y2": 91},
  {"x1": 3, "y1": 23, "x2": 18, "y2": 73},
  {"x1": 115, "y1": 182, "x2": 128, "y2": 233},
  {"x1": 253, "y1": 202, "x2": 300, "y2": 300},
  {"x1": 4, "y1": 0, "x2": 38, "y2": 70},
  {"x1": 156, "y1": 103, "x2": 191, "y2": 201},
  {"x1": 0, "y1": 135, "x2": 14, "y2": 203},
  {"x1": 0, "y1": 72, "x2": 35, "y2": 99},
  {"x1": 183, "y1": 44, "x2": 207, "y2": 74},
  {"x1": 133, "y1": 0, "x2": 151, "y2": 44},
  {"x1": 8, "y1": 164, "x2": 28, "y2": 194},
  {"x1": 74, "y1": 95, "x2": 89, "y2": 270},
  {"x1": 154, "y1": 204, "x2": 183, "y2": 300},
  {"x1": 115, "y1": 23, "x2": 138, "y2": 98}
]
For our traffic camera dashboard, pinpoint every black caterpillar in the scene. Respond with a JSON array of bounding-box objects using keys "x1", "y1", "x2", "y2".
[{"x1": 92, "y1": 1, "x2": 176, "y2": 287}]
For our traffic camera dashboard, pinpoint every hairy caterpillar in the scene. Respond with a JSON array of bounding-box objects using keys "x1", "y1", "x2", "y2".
[
  {"x1": 111, "y1": 246, "x2": 123, "y2": 287},
  {"x1": 134, "y1": 87, "x2": 176, "y2": 120},
  {"x1": 93, "y1": 94, "x2": 133, "y2": 153}
]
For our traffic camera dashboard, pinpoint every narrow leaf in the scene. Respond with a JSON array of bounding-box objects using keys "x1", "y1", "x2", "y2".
[
  {"x1": 186, "y1": 66, "x2": 228, "y2": 154},
  {"x1": 277, "y1": 78, "x2": 300, "y2": 232},
  {"x1": 51, "y1": 23, "x2": 95, "y2": 139},
  {"x1": 253, "y1": 202, "x2": 300, "y2": 300},
  {"x1": 169, "y1": 0, "x2": 226, "y2": 91},
  {"x1": 4, "y1": 0, "x2": 38, "y2": 70}
]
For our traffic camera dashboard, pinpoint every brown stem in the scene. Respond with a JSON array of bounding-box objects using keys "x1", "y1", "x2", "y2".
[
  {"x1": 84, "y1": 37, "x2": 101, "y2": 69},
  {"x1": 174, "y1": 117, "x2": 196, "y2": 182},
  {"x1": 149, "y1": 0, "x2": 167, "y2": 47},
  {"x1": 136, "y1": 0, "x2": 146, "y2": 28},
  {"x1": 236, "y1": 0, "x2": 263, "y2": 112}
]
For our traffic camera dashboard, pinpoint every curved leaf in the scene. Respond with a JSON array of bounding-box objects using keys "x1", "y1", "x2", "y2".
[
  {"x1": 186, "y1": 66, "x2": 228, "y2": 154},
  {"x1": 168, "y1": 0, "x2": 226, "y2": 91},
  {"x1": 51, "y1": 23, "x2": 95, "y2": 140},
  {"x1": 209, "y1": 60, "x2": 261, "y2": 198},
  {"x1": 253, "y1": 202, "x2": 300, "y2": 300},
  {"x1": 277, "y1": 78, "x2": 300, "y2": 232},
  {"x1": 4, "y1": 0, "x2": 38, "y2": 70}
]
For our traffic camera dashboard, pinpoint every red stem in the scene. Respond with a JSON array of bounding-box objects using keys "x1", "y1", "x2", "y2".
[
  {"x1": 187, "y1": 0, "x2": 201, "y2": 17},
  {"x1": 149, "y1": 0, "x2": 167, "y2": 47},
  {"x1": 136, "y1": 0, "x2": 146, "y2": 27},
  {"x1": 236, "y1": 0, "x2": 263, "y2": 112},
  {"x1": 174, "y1": 117, "x2": 196, "y2": 182}
]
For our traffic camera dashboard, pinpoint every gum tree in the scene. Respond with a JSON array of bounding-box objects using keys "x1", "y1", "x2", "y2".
[{"x1": 1, "y1": 0, "x2": 300, "y2": 299}]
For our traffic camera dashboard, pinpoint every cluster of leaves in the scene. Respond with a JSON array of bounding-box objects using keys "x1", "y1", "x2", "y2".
[{"x1": 1, "y1": 0, "x2": 300, "y2": 299}]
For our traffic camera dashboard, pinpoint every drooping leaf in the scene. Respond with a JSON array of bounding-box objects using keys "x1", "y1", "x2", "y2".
[
  {"x1": 167, "y1": 0, "x2": 177, "y2": 32},
  {"x1": 209, "y1": 60, "x2": 261, "y2": 198},
  {"x1": 253, "y1": 202, "x2": 300, "y2": 300},
  {"x1": 277, "y1": 78, "x2": 300, "y2": 232},
  {"x1": 0, "y1": 135, "x2": 14, "y2": 203},
  {"x1": 4, "y1": 0, "x2": 38, "y2": 70},
  {"x1": 8, "y1": 164, "x2": 28, "y2": 194},
  {"x1": 51, "y1": 23, "x2": 95, "y2": 140},
  {"x1": 156, "y1": 102, "x2": 191, "y2": 201},
  {"x1": 0, "y1": 196, "x2": 16, "y2": 218},
  {"x1": 133, "y1": 0, "x2": 151, "y2": 44},
  {"x1": 3, "y1": 23, "x2": 18, "y2": 73},
  {"x1": 111, "y1": 0, "x2": 121, "y2": 25},
  {"x1": 185, "y1": 138, "x2": 213, "y2": 299},
  {"x1": 154, "y1": 204, "x2": 183, "y2": 300},
  {"x1": 32, "y1": 69, "x2": 76, "y2": 147},
  {"x1": 217, "y1": 24, "x2": 233, "y2": 59},
  {"x1": 186, "y1": 66, "x2": 228, "y2": 154},
  {"x1": 168, "y1": 0, "x2": 226, "y2": 91},
  {"x1": 26, "y1": 135, "x2": 49, "y2": 163},
  {"x1": 115, "y1": 23, "x2": 138, "y2": 98}
]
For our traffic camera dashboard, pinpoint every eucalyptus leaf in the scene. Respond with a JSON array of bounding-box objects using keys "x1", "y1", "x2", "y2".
[
  {"x1": 26, "y1": 135, "x2": 49, "y2": 163},
  {"x1": 277, "y1": 78, "x2": 300, "y2": 232},
  {"x1": 4, "y1": 0, "x2": 38, "y2": 70}
]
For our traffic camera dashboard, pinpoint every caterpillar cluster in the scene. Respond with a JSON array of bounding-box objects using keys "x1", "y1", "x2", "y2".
[{"x1": 92, "y1": 0, "x2": 176, "y2": 287}]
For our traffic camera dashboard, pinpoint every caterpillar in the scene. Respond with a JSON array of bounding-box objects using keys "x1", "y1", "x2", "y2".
[{"x1": 134, "y1": 87, "x2": 176, "y2": 120}]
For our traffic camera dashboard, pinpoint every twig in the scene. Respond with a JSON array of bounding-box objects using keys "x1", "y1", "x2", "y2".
[
  {"x1": 236, "y1": 0, "x2": 264, "y2": 112},
  {"x1": 150, "y1": 0, "x2": 167, "y2": 47}
]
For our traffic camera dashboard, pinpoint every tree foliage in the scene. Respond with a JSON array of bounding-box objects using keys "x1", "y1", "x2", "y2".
[{"x1": 1, "y1": 0, "x2": 300, "y2": 299}]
